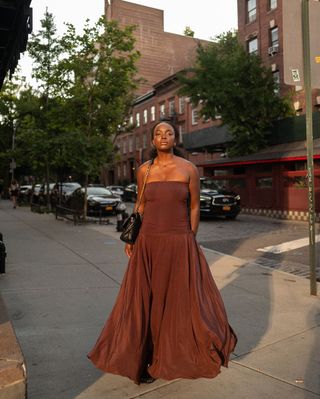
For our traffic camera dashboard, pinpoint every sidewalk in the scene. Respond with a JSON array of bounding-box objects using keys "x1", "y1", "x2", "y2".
[{"x1": 0, "y1": 200, "x2": 319, "y2": 399}]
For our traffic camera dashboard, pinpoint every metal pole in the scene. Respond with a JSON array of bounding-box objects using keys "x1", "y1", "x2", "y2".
[{"x1": 301, "y1": 0, "x2": 317, "y2": 296}]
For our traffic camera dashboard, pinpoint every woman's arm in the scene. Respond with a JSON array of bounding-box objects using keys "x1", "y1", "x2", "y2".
[{"x1": 188, "y1": 164, "x2": 200, "y2": 236}]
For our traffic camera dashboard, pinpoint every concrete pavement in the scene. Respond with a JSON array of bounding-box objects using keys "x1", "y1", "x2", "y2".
[{"x1": 0, "y1": 200, "x2": 319, "y2": 399}]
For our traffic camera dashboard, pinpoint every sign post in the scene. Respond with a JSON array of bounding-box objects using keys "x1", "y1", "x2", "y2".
[
  {"x1": 283, "y1": 0, "x2": 320, "y2": 295},
  {"x1": 301, "y1": 0, "x2": 317, "y2": 296}
]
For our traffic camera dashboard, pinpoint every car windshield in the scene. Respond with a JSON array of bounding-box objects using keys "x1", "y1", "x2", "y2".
[
  {"x1": 59, "y1": 183, "x2": 81, "y2": 192},
  {"x1": 87, "y1": 187, "x2": 113, "y2": 196},
  {"x1": 200, "y1": 179, "x2": 225, "y2": 190}
]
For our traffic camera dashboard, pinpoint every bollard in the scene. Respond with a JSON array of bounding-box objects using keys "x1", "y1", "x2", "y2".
[
  {"x1": 0, "y1": 232, "x2": 6, "y2": 275},
  {"x1": 115, "y1": 203, "x2": 128, "y2": 232}
]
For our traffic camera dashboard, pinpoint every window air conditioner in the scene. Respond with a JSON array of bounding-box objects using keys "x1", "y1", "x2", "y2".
[{"x1": 268, "y1": 45, "x2": 279, "y2": 56}]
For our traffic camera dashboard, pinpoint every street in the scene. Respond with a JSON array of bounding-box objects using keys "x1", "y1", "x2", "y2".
[
  {"x1": 197, "y1": 214, "x2": 320, "y2": 279},
  {"x1": 0, "y1": 201, "x2": 319, "y2": 399},
  {"x1": 126, "y1": 201, "x2": 320, "y2": 279}
]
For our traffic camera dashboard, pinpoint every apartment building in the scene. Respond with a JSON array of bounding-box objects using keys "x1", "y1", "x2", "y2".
[
  {"x1": 113, "y1": 73, "x2": 228, "y2": 184},
  {"x1": 237, "y1": 0, "x2": 320, "y2": 114}
]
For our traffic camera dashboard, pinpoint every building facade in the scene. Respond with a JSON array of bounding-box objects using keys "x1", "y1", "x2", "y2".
[
  {"x1": 105, "y1": 0, "x2": 205, "y2": 95},
  {"x1": 237, "y1": 0, "x2": 320, "y2": 114},
  {"x1": 113, "y1": 73, "x2": 227, "y2": 185}
]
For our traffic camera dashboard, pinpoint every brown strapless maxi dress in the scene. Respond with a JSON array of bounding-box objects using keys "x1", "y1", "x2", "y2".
[{"x1": 88, "y1": 181, "x2": 237, "y2": 384}]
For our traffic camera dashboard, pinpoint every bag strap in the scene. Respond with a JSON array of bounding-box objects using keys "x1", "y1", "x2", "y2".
[{"x1": 135, "y1": 160, "x2": 153, "y2": 213}]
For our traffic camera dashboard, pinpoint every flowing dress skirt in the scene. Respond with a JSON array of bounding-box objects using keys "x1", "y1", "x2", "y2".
[{"x1": 88, "y1": 181, "x2": 237, "y2": 384}]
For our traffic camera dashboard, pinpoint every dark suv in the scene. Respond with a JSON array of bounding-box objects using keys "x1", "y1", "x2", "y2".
[{"x1": 199, "y1": 178, "x2": 241, "y2": 219}]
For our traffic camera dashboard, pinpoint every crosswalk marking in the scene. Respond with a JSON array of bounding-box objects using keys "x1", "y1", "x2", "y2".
[{"x1": 257, "y1": 235, "x2": 320, "y2": 254}]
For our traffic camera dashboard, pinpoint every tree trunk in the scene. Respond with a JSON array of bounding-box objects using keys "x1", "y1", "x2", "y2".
[
  {"x1": 83, "y1": 173, "x2": 88, "y2": 220},
  {"x1": 45, "y1": 159, "x2": 51, "y2": 211}
]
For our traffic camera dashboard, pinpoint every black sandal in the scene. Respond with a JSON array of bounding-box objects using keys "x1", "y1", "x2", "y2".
[{"x1": 140, "y1": 370, "x2": 156, "y2": 384}]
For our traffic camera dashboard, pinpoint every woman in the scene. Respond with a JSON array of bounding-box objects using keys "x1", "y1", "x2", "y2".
[
  {"x1": 88, "y1": 120, "x2": 237, "y2": 384},
  {"x1": 10, "y1": 179, "x2": 19, "y2": 209}
]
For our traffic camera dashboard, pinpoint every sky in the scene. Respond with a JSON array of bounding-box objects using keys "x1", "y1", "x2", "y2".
[{"x1": 19, "y1": 0, "x2": 238, "y2": 83}]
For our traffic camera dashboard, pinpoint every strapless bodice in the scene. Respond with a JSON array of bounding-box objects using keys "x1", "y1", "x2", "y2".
[{"x1": 140, "y1": 181, "x2": 191, "y2": 234}]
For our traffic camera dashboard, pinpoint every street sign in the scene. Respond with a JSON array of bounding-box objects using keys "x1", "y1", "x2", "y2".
[{"x1": 283, "y1": 0, "x2": 320, "y2": 88}]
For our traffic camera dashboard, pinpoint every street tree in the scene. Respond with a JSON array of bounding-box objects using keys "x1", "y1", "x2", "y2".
[
  {"x1": 58, "y1": 17, "x2": 140, "y2": 216},
  {"x1": 179, "y1": 31, "x2": 292, "y2": 156},
  {"x1": 0, "y1": 76, "x2": 27, "y2": 186},
  {"x1": 18, "y1": 9, "x2": 64, "y2": 207}
]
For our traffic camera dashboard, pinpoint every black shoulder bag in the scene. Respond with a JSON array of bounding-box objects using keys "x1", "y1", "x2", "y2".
[{"x1": 120, "y1": 160, "x2": 153, "y2": 244}]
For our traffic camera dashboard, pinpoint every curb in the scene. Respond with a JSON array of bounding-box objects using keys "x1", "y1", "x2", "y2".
[{"x1": 0, "y1": 295, "x2": 27, "y2": 399}]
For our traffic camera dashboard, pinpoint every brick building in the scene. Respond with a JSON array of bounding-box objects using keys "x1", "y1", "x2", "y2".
[
  {"x1": 103, "y1": 0, "x2": 230, "y2": 185},
  {"x1": 112, "y1": 72, "x2": 228, "y2": 185},
  {"x1": 105, "y1": 0, "x2": 204, "y2": 95},
  {"x1": 237, "y1": 0, "x2": 320, "y2": 114}
]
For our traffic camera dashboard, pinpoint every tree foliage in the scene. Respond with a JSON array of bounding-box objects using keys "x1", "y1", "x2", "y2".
[
  {"x1": 12, "y1": 11, "x2": 139, "y2": 200},
  {"x1": 183, "y1": 26, "x2": 195, "y2": 38},
  {"x1": 179, "y1": 31, "x2": 293, "y2": 156}
]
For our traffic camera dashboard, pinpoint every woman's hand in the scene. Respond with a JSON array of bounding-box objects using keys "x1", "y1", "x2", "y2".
[{"x1": 125, "y1": 243, "x2": 134, "y2": 257}]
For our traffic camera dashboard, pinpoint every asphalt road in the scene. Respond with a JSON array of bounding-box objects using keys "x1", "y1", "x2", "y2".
[
  {"x1": 196, "y1": 213, "x2": 320, "y2": 279},
  {"x1": 123, "y1": 201, "x2": 320, "y2": 279}
]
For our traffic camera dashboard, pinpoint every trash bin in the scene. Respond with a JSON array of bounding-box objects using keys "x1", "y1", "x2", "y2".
[{"x1": 0, "y1": 233, "x2": 6, "y2": 274}]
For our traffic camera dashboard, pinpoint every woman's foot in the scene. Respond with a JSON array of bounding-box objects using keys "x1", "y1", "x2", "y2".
[{"x1": 140, "y1": 370, "x2": 155, "y2": 384}]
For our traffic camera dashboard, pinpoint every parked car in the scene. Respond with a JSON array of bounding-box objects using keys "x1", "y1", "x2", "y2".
[
  {"x1": 31, "y1": 183, "x2": 58, "y2": 206},
  {"x1": 68, "y1": 186, "x2": 126, "y2": 216},
  {"x1": 18, "y1": 184, "x2": 32, "y2": 204},
  {"x1": 106, "y1": 185, "x2": 124, "y2": 199},
  {"x1": 199, "y1": 177, "x2": 241, "y2": 219},
  {"x1": 123, "y1": 183, "x2": 138, "y2": 202},
  {"x1": 50, "y1": 182, "x2": 81, "y2": 208}
]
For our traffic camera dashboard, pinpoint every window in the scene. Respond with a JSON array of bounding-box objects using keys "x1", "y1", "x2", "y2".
[
  {"x1": 159, "y1": 103, "x2": 165, "y2": 118},
  {"x1": 178, "y1": 123, "x2": 186, "y2": 143},
  {"x1": 143, "y1": 132, "x2": 147, "y2": 149},
  {"x1": 150, "y1": 105, "x2": 155, "y2": 122},
  {"x1": 123, "y1": 163, "x2": 127, "y2": 177},
  {"x1": 168, "y1": 98, "x2": 175, "y2": 116},
  {"x1": 122, "y1": 138, "x2": 127, "y2": 154},
  {"x1": 270, "y1": 27, "x2": 279, "y2": 47},
  {"x1": 128, "y1": 135, "x2": 133, "y2": 152},
  {"x1": 117, "y1": 164, "x2": 121, "y2": 179},
  {"x1": 179, "y1": 97, "x2": 185, "y2": 114},
  {"x1": 143, "y1": 109, "x2": 148, "y2": 124},
  {"x1": 191, "y1": 108, "x2": 199, "y2": 125},
  {"x1": 135, "y1": 134, "x2": 140, "y2": 150},
  {"x1": 272, "y1": 70, "x2": 280, "y2": 95},
  {"x1": 248, "y1": 37, "x2": 258, "y2": 54},
  {"x1": 136, "y1": 112, "x2": 140, "y2": 127},
  {"x1": 269, "y1": 0, "x2": 277, "y2": 10},
  {"x1": 129, "y1": 115, "x2": 133, "y2": 125},
  {"x1": 256, "y1": 177, "x2": 273, "y2": 188},
  {"x1": 247, "y1": 0, "x2": 257, "y2": 23}
]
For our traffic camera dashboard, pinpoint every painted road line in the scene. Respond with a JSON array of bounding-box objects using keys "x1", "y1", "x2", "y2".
[{"x1": 257, "y1": 235, "x2": 320, "y2": 254}]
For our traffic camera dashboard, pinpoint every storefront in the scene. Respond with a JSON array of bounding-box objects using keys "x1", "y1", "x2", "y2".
[{"x1": 199, "y1": 139, "x2": 320, "y2": 221}]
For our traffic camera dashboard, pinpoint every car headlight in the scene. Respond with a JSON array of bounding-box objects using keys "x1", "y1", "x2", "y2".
[{"x1": 200, "y1": 195, "x2": 211, "y2": 201}]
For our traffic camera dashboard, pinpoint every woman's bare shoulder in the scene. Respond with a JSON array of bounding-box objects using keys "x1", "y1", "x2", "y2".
[
  {"x1": 137, "y1": 160, "x2": 151, "y2": 177},
  {"x1": 176, "y1": 157, "x2": 198, "y2": 172}
]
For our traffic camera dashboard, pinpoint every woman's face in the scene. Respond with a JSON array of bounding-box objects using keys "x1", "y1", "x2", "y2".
[{"x1": 152, "y1": 122, "x2": 176, "y2": 152}]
